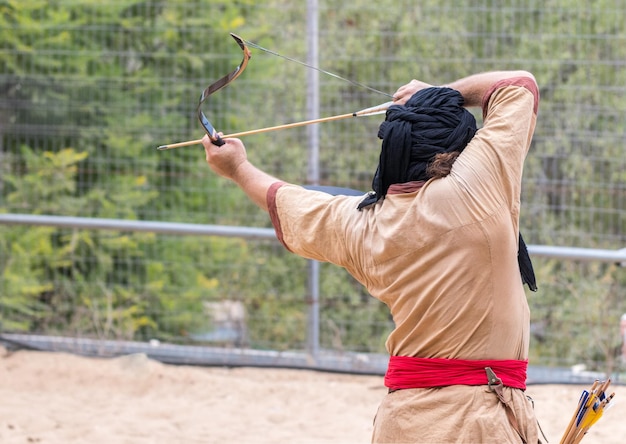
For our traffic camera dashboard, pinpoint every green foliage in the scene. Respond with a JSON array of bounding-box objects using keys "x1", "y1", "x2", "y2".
[
  {"x1": 0, "y1": 225, "x2": 55, "y2": 331},
  {"x1": 4, "y1": 147, "x2": 87, "y2": 214},
  {"x1": 528, "y1": 260, "x2": 626, "y2": 370},
  {"x1": 0, "y1": 1, "x2": 624, "y2": 368}
]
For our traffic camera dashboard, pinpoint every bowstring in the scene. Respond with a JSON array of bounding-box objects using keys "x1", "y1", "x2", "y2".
[{"x1": 241, "y1": 38, "x2": 393, "y2": 99}]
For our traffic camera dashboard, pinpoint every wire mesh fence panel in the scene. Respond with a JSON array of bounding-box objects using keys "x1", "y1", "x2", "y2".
[{"x1": 1, "y1": 0, "x2": 625, "y2": 377}]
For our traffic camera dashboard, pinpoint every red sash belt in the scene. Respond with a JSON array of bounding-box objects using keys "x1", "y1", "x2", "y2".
[{"x1": 385, "y1": 356, "x2": 528, "y2": 391}]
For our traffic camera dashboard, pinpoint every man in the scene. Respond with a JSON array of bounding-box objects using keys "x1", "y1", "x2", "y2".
[{"x1": 202, "y1": 70, "x2": 540, "y2": 443}]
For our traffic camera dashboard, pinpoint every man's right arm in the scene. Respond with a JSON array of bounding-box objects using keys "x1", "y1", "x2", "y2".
[
  {"x1": 444, "y1": 71, "x2": 536, "y2": 107},
  {"x1": 392, "y1": 71, "x2": 536, "y2": 108}
]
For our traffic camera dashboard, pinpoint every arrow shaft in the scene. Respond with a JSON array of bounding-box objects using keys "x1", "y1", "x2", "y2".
[{"x1": 158, "y1": 101, "x2": 392, "y2": 150}]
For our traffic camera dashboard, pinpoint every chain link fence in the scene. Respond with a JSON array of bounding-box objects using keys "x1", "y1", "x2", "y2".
[{"x1": 1, "y1": 0, "x2": 625, "y2": 380}]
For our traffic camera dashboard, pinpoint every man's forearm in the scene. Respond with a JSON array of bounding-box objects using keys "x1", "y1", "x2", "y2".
[
  {"x1": 445, "y1": 71, "x2": 535, "y2": 107},
  {"x1": 230, "y1": 161, "x2": 281, "y2": 212}
]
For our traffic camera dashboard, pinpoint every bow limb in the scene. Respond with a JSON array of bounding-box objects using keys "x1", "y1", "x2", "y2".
[{"x1": 197, "y1": 33, "x2": 251, "y2": 146}]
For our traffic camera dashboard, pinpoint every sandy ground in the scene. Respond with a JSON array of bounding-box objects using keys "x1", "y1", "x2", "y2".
[{"x1": 1, "y1": 346, "x2": 624, "y2": 444}]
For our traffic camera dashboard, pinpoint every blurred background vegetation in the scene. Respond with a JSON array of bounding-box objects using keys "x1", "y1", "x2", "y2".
[{"x1": 0, "y1": 0, "x2": 625, "y2": 373}]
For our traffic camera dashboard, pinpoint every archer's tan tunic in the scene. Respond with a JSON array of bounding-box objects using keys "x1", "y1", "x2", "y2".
[{"x1": 268, "y1": 78, "x2": 540, "y2": 443}]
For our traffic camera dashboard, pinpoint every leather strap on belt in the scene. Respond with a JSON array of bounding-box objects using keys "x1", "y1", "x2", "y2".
[{"x1": 486, "y1": 367, "x2": 527, "y2": 443}]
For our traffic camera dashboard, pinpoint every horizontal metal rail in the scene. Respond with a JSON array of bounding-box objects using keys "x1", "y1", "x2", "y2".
[
  {"x1": 1, "y1": 333, "x2": 619, "y2": 385},
  {"x1": 529, "y1": 244, "x2": 626, "y2": 264},
  {"x1": 0, "y1": 333, "x2": 388, "y2": 375},
  {"x1": 0, "y1": 213, "x2": 276, "y2": 239},
  {"x1": 1, "y1": 213, "x2": 624, "y2": 263}
]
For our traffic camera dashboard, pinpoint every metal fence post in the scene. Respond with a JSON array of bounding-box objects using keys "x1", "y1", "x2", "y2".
[{"x1": 306, "y1": 0, "x2": 321, "y2": 361}]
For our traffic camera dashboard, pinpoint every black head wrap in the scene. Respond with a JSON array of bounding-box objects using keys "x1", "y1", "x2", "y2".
[
  {"x1": 358, "y1": 87, "x2": 477, "y2": 210},
  {"x1": 357, "y1": 87, "x2": 537, "y2": 291}
]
